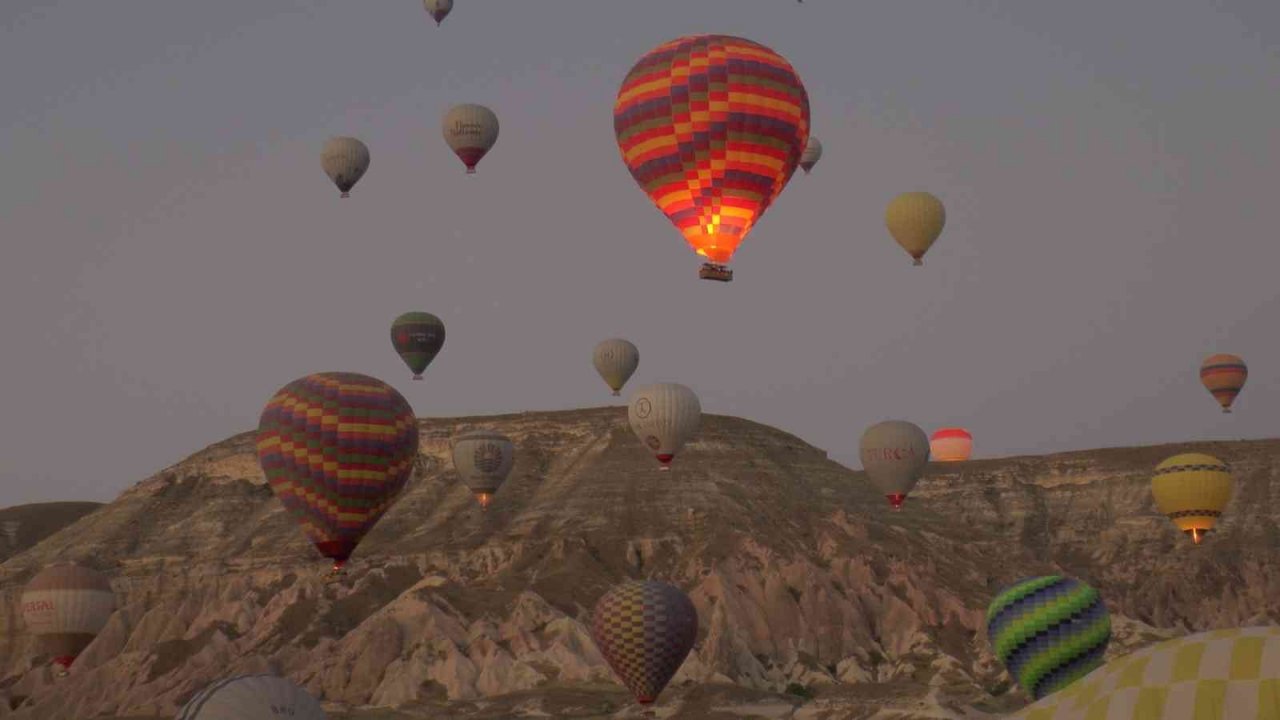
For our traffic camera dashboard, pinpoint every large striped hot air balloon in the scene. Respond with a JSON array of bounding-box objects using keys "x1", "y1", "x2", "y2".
[
  {"x1": 256, "y1": 372, "x2": 420, "y2": 573},
  {"x1": 1151, "y1": 453, "x2": 1233, "y2": 545},
  {"x1": 1199, "y1": 353, "x2": 1247, "y2": 413},
  {"x1": 930, "y1": 427, "x2": 973, "y2": 462},
  {"x1": 986, "y1": 576, "x2": 1111, "y2": 702},
  {"x1": 20, "y1": 563, "x2": 116, "y2": 674},
  {"x1": 1007, "y1": 626, "x2": 1280, "y2": 719},
  {"x1": 451, "y1": 430, "x2": 514, "y2": 510},
  {"x1": 628, "y1": 383, "x2": 701, "y2": 471},
  {"x1": 591, "y1": 580, "x2": 698, "y2": 706},
  {"x1": 178, "y1": 674, "x2": 327, "y2": 720},
  {"x1": 390, "y1": 311, "x2": 445, "y2": 381},
  {"x1": 613, "y1": 34, "x2": 811, "y2": 283}
]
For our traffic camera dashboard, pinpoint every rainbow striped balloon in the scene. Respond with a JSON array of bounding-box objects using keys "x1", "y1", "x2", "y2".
[
  {"x1": 613, "y1": 34, "x2": 810, "y2": 268},
  {"x1": 987, "y1": 576, "x2": 1112, "y2": 701},
  {"x1": 256, "y1": 372, "x2": 419, "y2": 571},
  {"x1": 1199, "y1": 353, "x2": 1247, "y2": 413}
]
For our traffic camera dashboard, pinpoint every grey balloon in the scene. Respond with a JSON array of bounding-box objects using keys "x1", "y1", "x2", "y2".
[
  {"x1": 627, "y1": 383, "x2": 701, "y2": 471},
  {"x1": 177, "y1": 674, "x2": 327, "y2": 720},
  {"x1": 320, "y1": 136, "x2": 370, "y2": 198},
  {"x1": 593, "y1": 339, "x2": 639, "y2": 396},
  {"x1": 858, "y1": 420, "x2": 930, "y2": 509},
  {"x1": 799, "y1": 136, "x2": 823, "y2": 174},
  {"x1": 451, "y1": 429, "x2": 515, "y2": 508}
]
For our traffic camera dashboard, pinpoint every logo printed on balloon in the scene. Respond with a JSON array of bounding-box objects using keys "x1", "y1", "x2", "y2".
[
  {"x1": 645, "y1": 435, "x2": 661, "y2": 450},
  {"x1": 634, "y1": 398, "x2": 652, "y2": 419},
  {"x1": 474, "y1": 444, "x2": 504, "y2": 473},
  {"x1": 451, "y1": 120, "x2": 487, "y2": 138}
]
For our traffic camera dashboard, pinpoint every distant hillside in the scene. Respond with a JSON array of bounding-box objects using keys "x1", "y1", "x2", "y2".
[
  {"x1": 0, "y1": 407, "x2": 1275, "y2": 719},
  {"x1": 0, "y1": 502, "x2": 102, "y2": 564}
]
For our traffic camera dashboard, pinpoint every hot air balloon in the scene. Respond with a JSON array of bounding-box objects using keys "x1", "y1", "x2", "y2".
[
  {"x1": 613, "y1": 34, "x2": 811, "y2": 283},
  {"x1": 451, "y1": 430, "x2": 514, "y2": 510},
  {"x1": 391, "y1": 312, "x2": 445, "y2": 381},
  {"x1": 1007, "y1": 626, "x2": 1280, "y2": 719},
  {"x1": 423, "y1": 0, "x2": 452, "y2": 26},
  {"x1": 20, "y1": 563, "x2": 116, "y2": 675},
  {"x1": 177, "y1": 674, "x2": 327, "y2": 720},
  {"x1": 1200, "y1": 353, "x2": 1247, "y2": 413},
  {"x1": 591, "y1": 580, "x2": 698, "y2": 706},
  {"x1": 593, "y1": 339, "x2": 639, "y2": 396},
  {"x1": 986, "y1": 575, "x2": 1111, "y2": 702},
  {"x1": 859, "y1": 420, "x2": 930, "y2": 509},
  {"x1": 885, "y1": 191, "x2": 945, "y2": 265},
  {"x1": 1151, "y1": 453, "x2": 1233, "y2": 545},
  {"x1": 442, "y1": 104, "x2": 498, "y2": 174},
  {"x1": 320, "y1": 137, "x2": 370, "y2": 198},
  {"x1": 628, "y1": 383, "x2": 701, "y2": 471},
  {"x1": 256, "y1": 372, "x2": 419, "y2": 574},
  {"x1": 929, "y1": 428, "x2": 973, "y2": 462},
  {"x1": 799, "y1": 136, "x2": 823, "y2": 174}
]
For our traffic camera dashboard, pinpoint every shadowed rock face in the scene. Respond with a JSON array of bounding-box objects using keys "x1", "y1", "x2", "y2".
[
  {"x1": 0, "y1": 407, "x2": 1274, "y2": 719},
  {"x1": 0, "y1": 502, "x2": 102, "y2": 564}
]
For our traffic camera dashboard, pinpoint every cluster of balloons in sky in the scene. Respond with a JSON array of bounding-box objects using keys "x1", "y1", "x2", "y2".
[{"x1": 9, "y1": 3, "x2": 1263, "y2": 716}]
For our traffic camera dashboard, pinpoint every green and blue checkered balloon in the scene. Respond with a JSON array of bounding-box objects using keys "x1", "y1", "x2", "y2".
[{"x1": 986, "y1": 575, "x2": 1111, "y2": 700}]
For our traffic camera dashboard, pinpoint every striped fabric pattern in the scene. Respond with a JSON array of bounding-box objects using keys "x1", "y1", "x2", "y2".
[
  {"x1": 1199, "y1": 353, "x2": 1247, "y2": 411},
  {"x1": 1010, "y1": 627, "x2": 1280, "y2": 719},
  {"x1": 255, "y1": 372, "x2": 419, "y2": 566},
  {"x1": 613, "y1": 34, "x2": 810, "y2": 265},
  {"x1": 987, "y1": 576, "x2": 1112, "y2": 701}
]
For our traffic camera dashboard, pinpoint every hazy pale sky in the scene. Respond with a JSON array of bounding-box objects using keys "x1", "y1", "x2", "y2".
[{"x1": 2, "y1": 1, "x2": 1278, "y2": 506}]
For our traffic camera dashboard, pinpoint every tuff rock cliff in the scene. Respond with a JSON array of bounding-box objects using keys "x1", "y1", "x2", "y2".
[{"x1": 0, "y1": 407, "x2": 1275, "y2": 719}]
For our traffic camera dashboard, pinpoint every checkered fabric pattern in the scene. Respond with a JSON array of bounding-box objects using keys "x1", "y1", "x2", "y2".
[
  {"x1": 591, "y1": 579, "x2": 699, "y2": 704},
  {"x1": 987, "y1": 576, "x2": 1112, "y2": 701},
  {"x1": 612, "y1": 34, "x2": 810, "y2": 265},
  {"x1": 1009, "y1": 626, "x2": 1280, "y2": 719},
  {"x1": 255, "y1": 372, "x2": 419, "y2": 564}
]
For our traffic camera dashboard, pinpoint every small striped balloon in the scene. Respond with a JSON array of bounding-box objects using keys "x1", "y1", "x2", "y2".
[
  {"x1": 1199, "y1": 353, "x2": 1247, "y2": 413},
  {"x1": 930, "y1": 427, "x2": 973, "y2": 462},
  {"x1": 590, "y1": 580, "x2": 698, "y2": 705},
  {"x1": 987, "y1": 576, "x2": 1112, "y2": 701},
  {"x1": 256, "y1": 372, "x2": 419, "y2": 571}
]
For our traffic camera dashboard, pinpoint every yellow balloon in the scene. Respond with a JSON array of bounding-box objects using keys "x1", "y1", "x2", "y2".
[
  {"x1": 885, "y1": 192, "x2": 945, "y2": 265},
  {"x1": 1151, "y1": 453, "x2": 1233, "y2": 544}
]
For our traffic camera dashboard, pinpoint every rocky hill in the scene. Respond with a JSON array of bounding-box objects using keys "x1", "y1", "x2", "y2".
[
  {"x1": 0, "y1": 407, "x2": 1275, "y2": 719},
  {"x1": 0, "y1": 502, "x2": 102, "y2": 564}
]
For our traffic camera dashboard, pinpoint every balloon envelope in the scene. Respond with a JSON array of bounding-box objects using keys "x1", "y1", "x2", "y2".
[
  {"x1": 423, "y1": 0, "x2": 452, "y2": 25},
  {"x1": 320, "y1": 137, "x2": 370, "y2": 198},
  {"x1": 177, "y1": 674, "x2": 327, "y2": 719},
  {"x1": 628, "y1": 383, "x2": 701, "y2": 470},
  {"x1": 591, "y1": 580, "x2": 698, "y2": 705},
  {"x1": 451, "y1": 430, "x2": 514, "y2": 509},
  {"x1": 256, "y1": 372, "x2": 419, "y2": 571},
  {"x1": 442, "y1": 104, "x2": 499, "y2": 173},
  {"x1": 1199, "y1": 353, "x2": 1247, "y2": 413},
  {"x1": 613, "y1": 34, "x2": 810, "y2": 268},
  {"x1": 593, "y1": 339, "x2": 639, "y2": 396},
  {"x1": 20, "y1": 563, "x2": 116, "y2": 671},
  {"x1": 929, "y1": 428, "x2": 972, "y2": 462},
  {"x1": 859, "y1": 420, "x2": 930, "y2": 508},
  {"x1": 1152, "y1": 453, "x2": 1233, "y2": 544},
  {"x1": 1007, "y1": 626, "x2": 1280, "y2": 719},
  {"x1": 799, "y1": 136, "x2": 823, "y2": 174},
  {"x1": 391, "y1": 312, "x2": 445, "y2": 380},
  {"x1": 986, "y1": 575, "x2": 1111, "y2": 701},
  {"x1": 885, "y1": 192, "x2": 945, "y2": 265}
]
